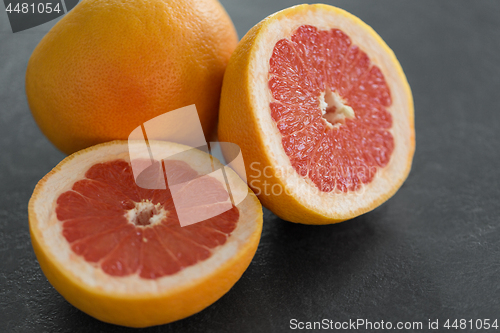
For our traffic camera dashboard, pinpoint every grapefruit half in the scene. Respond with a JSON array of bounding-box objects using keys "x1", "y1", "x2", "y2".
[
  {"x1": 219, "y1": 4, "x2": 415, "y2": 224},
  {"x1": 28, "y1": 141, "x2": 263, "y2": 327}
]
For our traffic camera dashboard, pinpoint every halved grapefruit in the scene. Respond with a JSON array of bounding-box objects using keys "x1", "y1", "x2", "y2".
[
  {"x1": 28, "y1": 141, "x2": 262, "y2": 327},
  {"x1": 219, "y1": 4, "x2": 415, "y2": 224}
]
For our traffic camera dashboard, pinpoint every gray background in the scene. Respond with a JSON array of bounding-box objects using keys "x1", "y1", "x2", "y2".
[{"x1": 1, "y1": 0, "x2": 500, "y2": 332}]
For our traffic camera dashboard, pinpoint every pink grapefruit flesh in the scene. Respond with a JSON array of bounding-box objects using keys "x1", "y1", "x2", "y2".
[
  {"x1": 269, "y1": 25, "x2": 394, "y2": 193},
  {"x1": 56, "y1": 159, "x2": 239, "y2": 279}
]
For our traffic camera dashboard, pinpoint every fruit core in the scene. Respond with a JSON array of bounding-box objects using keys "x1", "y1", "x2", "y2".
[
  {"x1": 268, "y1": 25, "x2": 395, "y2": 193},
  {"x1": 127, "y1": 200, "x2": 166, "y2": 227},
  {"x1": 319, "y1": 88, "x2": 355, "y2": 128},
  {"x1": 55, "y1": 159, "x2": 239, "y2": 279}
]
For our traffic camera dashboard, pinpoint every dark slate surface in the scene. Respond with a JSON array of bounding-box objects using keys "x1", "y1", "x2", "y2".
[{"x1": 1, "y1": 0, "x2": 499, "y2": 332}]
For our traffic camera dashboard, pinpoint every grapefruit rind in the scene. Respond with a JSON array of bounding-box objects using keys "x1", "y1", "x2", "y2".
[
  {"x1": 28, "y1": 141, "x2": 263, "y2": 327},
  {"x1": 219, "y1": 4, "x2": 415, "y2": 224},
  {"x1": 25, "y1": 0, "x2": 238, "y2": 155}
]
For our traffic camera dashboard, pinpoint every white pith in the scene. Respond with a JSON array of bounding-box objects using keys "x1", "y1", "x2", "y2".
[
  {"x1": 250, "y1": 6, "x2": 413, "y2": 218},
  {"x1": 319, "y1": 88, "x2": 355, "y2": 129},
  {"x1": 31, "y1": 141, "x2": 260, "y2": 294},
  {"x1": 126, "y1": 201, "x2": 167, "y2": 227}
]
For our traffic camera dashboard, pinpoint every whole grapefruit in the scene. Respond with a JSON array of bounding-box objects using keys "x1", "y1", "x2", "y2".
[{"x1": 26, "y1": 0, "x2": 237, "y2": 155}]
